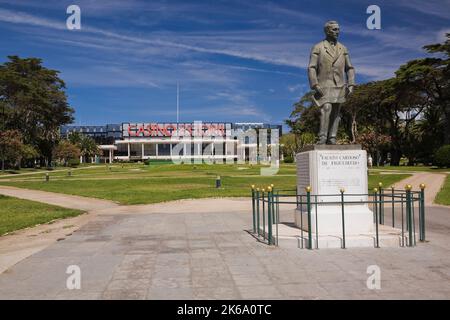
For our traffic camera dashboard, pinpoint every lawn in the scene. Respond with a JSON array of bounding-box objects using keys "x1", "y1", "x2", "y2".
[
  {"x1": 435, "y1": 174, "x2": 450, "y2": 205},
  {"x1": 371, "y1": 166, "x2": 450, "y2": 173},
  {"x1": 0, "y1": 163, "x2": 411, "y2": 205},
  {"x1": 0, "y1": 195, "x2": 83, "y2": 236}
]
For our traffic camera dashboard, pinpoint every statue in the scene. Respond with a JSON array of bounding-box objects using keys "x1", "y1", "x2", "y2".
[{"x1": 308, "y1": 21, "x2": 355, "y2": 145}]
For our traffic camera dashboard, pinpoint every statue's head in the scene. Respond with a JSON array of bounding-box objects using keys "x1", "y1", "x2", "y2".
[{"x1": 324, "y1": 20, "x2": 340, "y2": 41}]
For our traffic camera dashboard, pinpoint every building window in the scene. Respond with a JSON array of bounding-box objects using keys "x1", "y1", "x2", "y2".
[
  {"x1": 158, "y1": 144, "x2": 171, "y2": 156},
  {"x1": 144, "y1": 144, "x2": 156, "y2": 156}
]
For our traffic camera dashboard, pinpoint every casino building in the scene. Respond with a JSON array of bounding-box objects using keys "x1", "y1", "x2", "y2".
[{"x1": 60, "y1": 122, "x2": 282, "y2": 163}]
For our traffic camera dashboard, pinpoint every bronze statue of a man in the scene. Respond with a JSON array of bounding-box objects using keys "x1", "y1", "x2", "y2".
[{"x1": 308, "y1": 21, "x2": 355, "y2": 144}]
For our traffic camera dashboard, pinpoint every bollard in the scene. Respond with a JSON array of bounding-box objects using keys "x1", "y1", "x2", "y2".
[
  {"x1": 305, "y1": 186, "x2": 312, "y2": 250},
  {"x1": 45, "y1": 173, "x2": 49, "y2": 182},
  {"x1": 419, "y1": 183, "x2": 426, "y2": 242},
  {"x1": 373, "y1": 188, "x2": 379, "y2": 248},
  {"x1": 215, "y1": 176, "x2": 221, "y2": 188},
  {"x1": 405, "y1": 184, "x2": 413, "y2": 247},
  {"x1": 340, "y1": 188, "x2": 346, "y2": 249}
]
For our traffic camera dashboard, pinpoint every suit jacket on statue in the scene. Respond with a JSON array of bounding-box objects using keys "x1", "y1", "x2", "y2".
[{"x1": 308, "y1": 40, "x2": 355, "y2": 106}]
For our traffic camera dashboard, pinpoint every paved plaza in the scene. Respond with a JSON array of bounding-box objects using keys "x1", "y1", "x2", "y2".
[{"x1": 0, "y1": 191, "x2": 449, "y2": 300}]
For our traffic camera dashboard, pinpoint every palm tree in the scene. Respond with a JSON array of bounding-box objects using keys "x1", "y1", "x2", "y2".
[{"x1": 79, "y1": 135, "x2": 100, "y2": 163}]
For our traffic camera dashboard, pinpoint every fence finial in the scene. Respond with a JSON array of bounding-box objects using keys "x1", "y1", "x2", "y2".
[
  {"x1": 305, "y1": 186, "x2": 311, "y2": 193},
  {"x1": 419, "y1": 183, "x2": 426, "y2": 190},
  {"x1": 405, "y1": 184, "x2": 412, "y2": 191}
]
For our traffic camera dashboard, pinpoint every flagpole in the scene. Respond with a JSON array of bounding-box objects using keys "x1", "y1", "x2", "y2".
[{"x1": 176, "y1": 82, "x2": 179, "y2": 124}]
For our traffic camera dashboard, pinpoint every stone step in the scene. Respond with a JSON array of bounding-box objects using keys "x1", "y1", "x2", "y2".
[{"x1": 257, "y1": 223, "x2": 417, "y2": 249}]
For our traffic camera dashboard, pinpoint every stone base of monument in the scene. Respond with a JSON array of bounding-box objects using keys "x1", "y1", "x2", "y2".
[
  {"x1": 258, "y1": 223, "x2": 413, "y2": 249},
  {"x1": 291, "y1": 144, "x2": 381, "y2": 247},
  {"x1": 293, "y1": 205, "x2": 374, "y2": 235}
]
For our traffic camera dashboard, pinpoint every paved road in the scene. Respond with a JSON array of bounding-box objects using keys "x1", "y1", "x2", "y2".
[{"x1": 0, "y1": 197, "x2": 449, "y2": 300}]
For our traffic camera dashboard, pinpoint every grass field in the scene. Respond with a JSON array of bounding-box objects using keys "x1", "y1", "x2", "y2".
[
  {"x1": 0, "y1": 195, "x2": 83, "y2": 236},
  {"x1": 371, "y1": 166, "x2": 450, "y2": 173},
  {"x1": 435, "y1": 174, "x2": 450, "y2": 205},
  {"x1": 0, "y1": 163, "x2": 411, "y2": 205}
]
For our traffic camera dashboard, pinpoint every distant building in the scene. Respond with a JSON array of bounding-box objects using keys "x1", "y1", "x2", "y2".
[{"x1": 60, "y1": 122, "x2": 282, "y2": 163}]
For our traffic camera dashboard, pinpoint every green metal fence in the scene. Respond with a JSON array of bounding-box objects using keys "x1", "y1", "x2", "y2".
[{"x1": 250, "y1": 183, "x2": 426, "y2": 249}]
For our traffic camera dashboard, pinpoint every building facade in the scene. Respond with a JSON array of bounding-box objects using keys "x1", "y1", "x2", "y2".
[{"x1": 60, "y1": 122, "x2": 282, "y2": 163}]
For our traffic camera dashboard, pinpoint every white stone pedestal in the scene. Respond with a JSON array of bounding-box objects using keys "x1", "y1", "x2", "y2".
[{"x1": 294, "y1": 145, "x2": 374, "y2": 236}]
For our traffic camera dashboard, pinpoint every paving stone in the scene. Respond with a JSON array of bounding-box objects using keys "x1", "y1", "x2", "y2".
[{"x1": 1, "y1": 204, "x2": 449, "y2": 300}]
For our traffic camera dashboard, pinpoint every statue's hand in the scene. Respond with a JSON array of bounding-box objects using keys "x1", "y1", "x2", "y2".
[
  {"x1": 313, "y1": 84, "x2": 324, "y2": 97},
  {"x1": 347, "y1": 85, "x2": 354, "y2": 96}
]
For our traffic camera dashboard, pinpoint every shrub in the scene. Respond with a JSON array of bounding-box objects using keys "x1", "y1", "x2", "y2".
[
  {"x1": 284, "y1": 155, "x2": 294, "y2": 163},
  {"x1": 434, "y1": 145, "x2": 450, "y2": 167},
  {"x1": 68, "y1": 158, "x2": 80, "y2": 167}
]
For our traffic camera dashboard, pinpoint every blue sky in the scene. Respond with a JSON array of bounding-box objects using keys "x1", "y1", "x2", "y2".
[{"x1": 0, "y1": 0, "x2": 449, "y2": 130}]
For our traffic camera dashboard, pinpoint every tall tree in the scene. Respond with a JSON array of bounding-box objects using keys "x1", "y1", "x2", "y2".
[
  {"x1": 395, "y1": 34, "x2": 450, "y2": 145},
  {"x1": 0, "y1": 56, "x2": 74, "y2": 166},
  {"x1": 0, "y1": 130, "x2": 24, "y2": 171}
]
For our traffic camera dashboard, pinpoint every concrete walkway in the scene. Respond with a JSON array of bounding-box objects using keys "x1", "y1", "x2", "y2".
[
  {"x1": 0, "y1": 198, "x2": 448, "y2": 299},
  {"x1": 0, "y1": 186, "x2": 119, "y2": 274},
  {"x1": 0, "y1": 186, "x2": 119, "y2": 211},
  {"x1": 0, "y1": 172, "x2": 449, "y2": 300},
  {"x1": 394, "y1": 172, "x2": 447, "y2": 206}
]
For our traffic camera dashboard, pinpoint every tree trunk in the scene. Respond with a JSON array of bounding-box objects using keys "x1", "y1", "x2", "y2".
[
  {"x1": 390, "y1": 149, "x2": 401, "y2": 166},
  {"x1": 444, "y1": 107, "x2": 450, "y2": 145}
]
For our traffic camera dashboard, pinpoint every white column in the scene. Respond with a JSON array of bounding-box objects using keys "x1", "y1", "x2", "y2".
[
  {"x1": 156, "y1": 144, "x2": 159, "y2": 158},
  {"x1": 142, "y1": 143, "x2": 145, "y2": 160},
  {"x1": 127, "y1": 143, "x2": 130, "y2": 160}
]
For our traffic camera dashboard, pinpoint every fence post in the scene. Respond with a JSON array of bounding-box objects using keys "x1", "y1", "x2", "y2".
[
  {"x1": 391, "y1": 185, "x2": 395, "y2": 228},
  {"x1": 262, "y1": 189, "x2": 266, "y2": 240},
  {"x1": 256, "y1": 188, "x2": 260, "y2": 236},
  {"x1": 267, "y1": 186, "x2": 273, "y2": 245},
  {"x1": 270, "y1": 184, "x2": 275, "y2": 223},
  {"x1": 374, "y1": 188, "x2": 380, "y2": 248},
  {"x1": 251, "y1": 185, "x2": 256, "y2": 233},
  {"x1": 378, "y1": 182, "x2": 384, "y2": 225},
  {"x1": 405, "y1": 184, "x2": 413, "y2": 247},
  {"x1": 340, "y1": 188, "x2": 346, "y2": 249},
  {"x1": 419, "y1": 183, "x2": 426, "y2": 242},
  {"x1": 306, "y1": 186, "x2": 312, "y2": 250}
]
